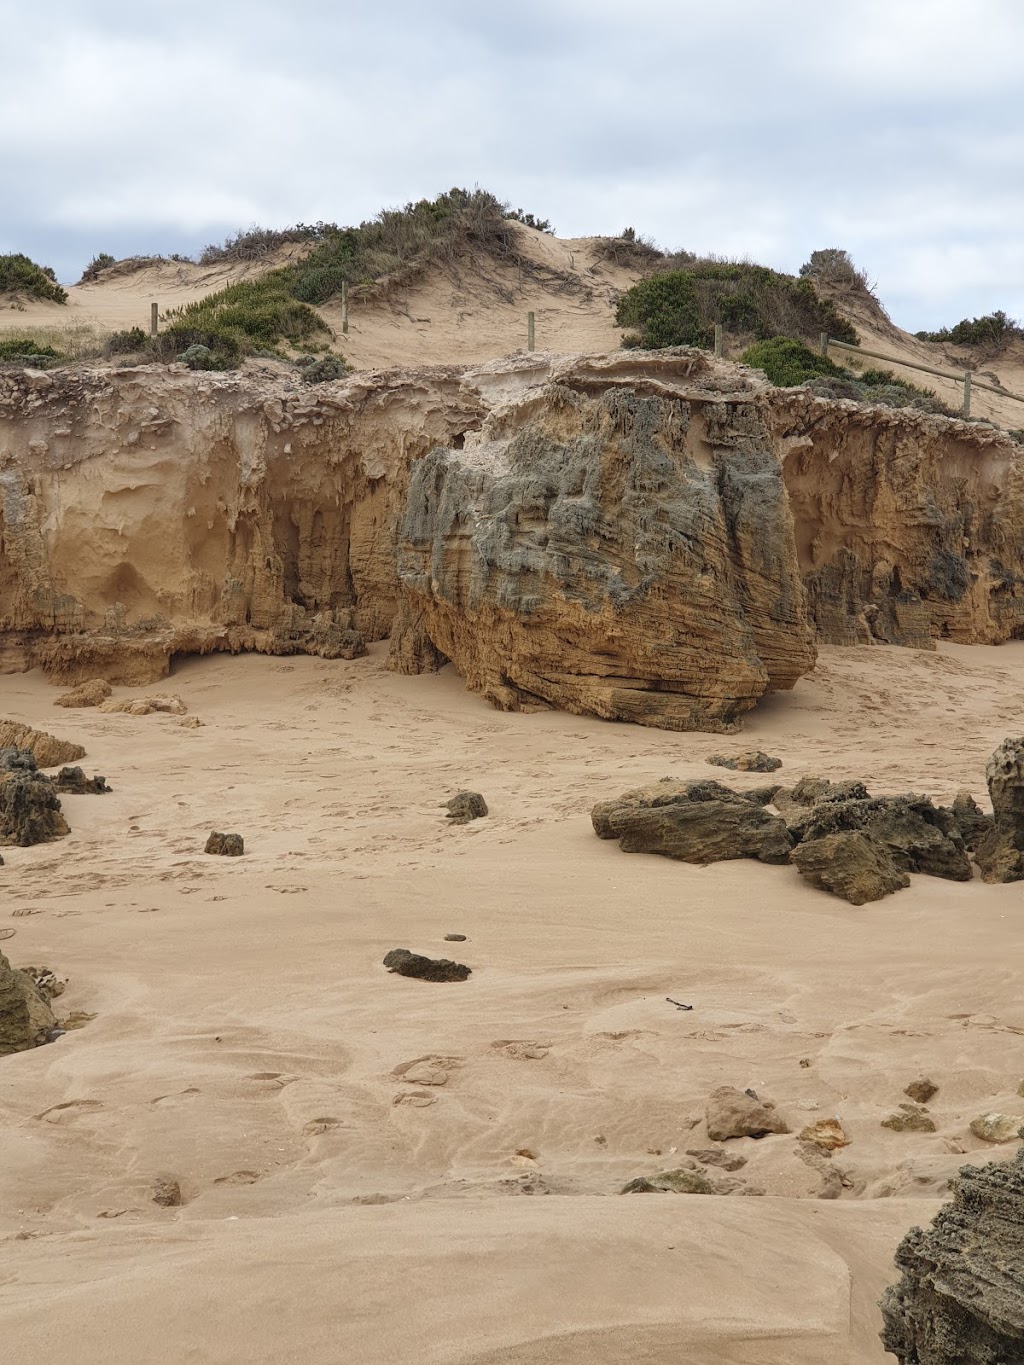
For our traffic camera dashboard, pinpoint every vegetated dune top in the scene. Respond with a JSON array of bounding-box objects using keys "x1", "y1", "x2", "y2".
[{"x1": 4, "y1": 221, "x2": 1024, "y2": 428}]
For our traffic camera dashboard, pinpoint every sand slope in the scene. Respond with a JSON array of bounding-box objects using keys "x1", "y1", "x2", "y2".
[{"x1": 2, "y1": 641, "x2": 1024, "y2": 1360}]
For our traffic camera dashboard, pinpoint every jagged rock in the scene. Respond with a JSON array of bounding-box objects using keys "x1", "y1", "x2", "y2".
[
  {"x1": 742, "y1": 784, "x2": 783, "y2": 806},
  {"x1": 685, "y1": 1148, "x2": 747, "y2": 1172},
  {"x1": 98, "y1": 693, "x2": 188, "y2": 716},
  {"x1": 798, "y1": 1118, "x2": 851, "y2": 1152},
  {"x1": 205, "y1": 832, "x2": 244, "y2": 856},
  {"x1": 621, "y1": 1167, "x2": 716, "y2": 1195},
  {"x1": 394, "y1": 380, "x2": 816, "y2": 733},
  {"x1": 592, "y1": 778, "x2": 792, "y2": 865},
  {"x1": 0, "y1": 748, "x2": 70, "y2": 846},
  {"x1": 706, "y1": 1085, "x2": 791, "y2": 1140},
  {"x1": 950, "y1": 790, "x2": 993, "y2": 852},
  {"x1": 20, "y1": 966, "x2": 65, "y2": 1000},
  {"x1": 151, "y1": 1176, "x2": 183, "y2": 1208},
  {"x1": 383, "y1": 948, "x2": 471, "y2": 982},
  {"x1": 387, "y1": 599, "x2": 449, "y2": 675},
  {"x1": 789, "y1": 793, "x2": 971, "y2": 881},
  {"x1": 54, "y1": 679, "x2": 111, "y2": 708},
  {"x1": 707, "y1": 751, "x2": 782, "y2": 773},
  {"x1": 882, "y1": 1103, "x2": 937, "y2": 1133},
  {"x1": 791, "y1": 830, "x2": 910, "y2": 904},
  {"x1": 969, "y1": 1112, "x2": 1023, "y2": 1143},
  {"x1": 880, "y1": 1148, "x2": 1024, "y2": 1363},
  {"x1": 445, "y1": 792, "x2": 488, "y2": 824},
  {"x1": 905, "y1": 1078, "x2": 939, "y2": 1104},
  {"x1": 53, "y1": 766, "x2": 110, "y2": 795},
  {"x1": 975, "y1": 738, "x2": 1024, "y2": 882},
  {"x1": 0, "y1": 720, "x2": 85, "y2": 768},
  {"x1": 0, "y1": 950, "x2": 58, "y2": 1055}
]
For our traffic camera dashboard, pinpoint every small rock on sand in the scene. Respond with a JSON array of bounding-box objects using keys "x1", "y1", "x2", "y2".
[
  {"x1": 445, "y1": 792, "x2": 488, "y2": 824},
  {"x1": 383, "y1": 948, "x2": 471, "y2": 982},
  {"x1": 205, "y1": 832, "x2": 244, "y2": 856},
  {"x1": 881, "y1": 1103, "x2": 936, "y2": 1133},
  {"x1": 904, "y1": 1077, "x2": 938, "y2": 1104},
  {"x1": 151, "y1": 1176, "x2": 183, "y2": 1207},
  {"x1": 444, "y1": 933, "x2": 467, "y2": 942},
  {"x1": 969, "y1": 1112, "x2": 1023, "y2": 1143},
  {"x1": 706, "y1": 1085, "x2": 790, "y2": 1141},
  {"x1": 707, "y1": 751, "x2": 782, "y2": 773},
  {"x1": 621, "y1": 1167, "x2": 716, "y2": 1195}
]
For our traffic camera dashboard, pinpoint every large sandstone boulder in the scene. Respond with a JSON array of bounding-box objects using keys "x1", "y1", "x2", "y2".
[
  {"x1": 0, "y1": 720, "x2": 84, "y2": 768},
  {"x1": 592, "y1": 778, "x2": 792, "y2": 865},
  {"x1": 791, "y1": 830, "x2": 910, "y2": 904},
  {"x1": 0, "y1": 950, "x2": 58, "y2": 1055},
  {"x1": 975, "y1": 738, "x2": 1024, "y2": 882},
  {"x1": 880, "y1": 1149, "x2": 1024, "y2": 1363},
  {"x1": 392, "y1": 382, "x2": 816, "y2": 732},
  {"x1": 0, "y1": 749, "x2": 70, "y2": 846}
]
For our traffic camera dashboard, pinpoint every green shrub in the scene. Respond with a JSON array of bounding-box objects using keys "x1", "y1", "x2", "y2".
[
  {"x1": 105, "y1": 326, "x2": 149, "y2": 355},
  {"x1": 198, "y1": 222, "x2": 335, "y2": 265},
  {"x1": 799, "y1": 248, "x2": 871, "y2": 293},
  {"x1": 161, "y1": 277, "x2": 329, "y2": 367},
  {"x1": 917, "y1": 310, "x2": 1022, "y2": 347},
  {"x1": 0, "y1": 254, "x2": 67, "y2": 304},
  {"x1": 0, "y1": 337, "x2": 64, "y2": 366},
  {"x1": 296, "y1": 353, "x2": 348, "y2": 384},
  {"x1": 79, "y1": 253, "x2": 117, "y2": 284},
  {"x1": 177, "y1": 344, "x2": 231, "y2": 371},
  {"x1": 615, "y1": 261, "x2": 857, "y2": 352},
  {"x1": 739, "y1": 337, "x2": 845, "y2": 386}
]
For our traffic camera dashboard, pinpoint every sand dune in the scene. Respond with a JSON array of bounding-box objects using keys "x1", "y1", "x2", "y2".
[{"x1": 1, "y1": 640, "x2": 1023, "y2": 1360}]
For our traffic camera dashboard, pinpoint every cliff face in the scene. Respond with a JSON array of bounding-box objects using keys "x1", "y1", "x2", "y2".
[
  {"x1": 394, "y1": 360, "x2": 815, "y2": 731},
  {"x1": 4, "y1": 350, "x2": 1024, "y2": 725},
  {"x1": 0, "y1": 362, "x2": 484, "y2": 681},
  {"x1": 773, "y1": 393, "x2": 1024, "y2": 648}
]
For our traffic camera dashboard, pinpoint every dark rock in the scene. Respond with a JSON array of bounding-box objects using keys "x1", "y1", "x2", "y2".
[
  {"x1": 791, "y1": 830, "x2": 911, "y2": 904},
  {"x1": 905, "y1": 1077, "x2": 939, "y2": 1104},
  {"x1": 592, "y1": 778, "x2": 792, "y2": 865},
  {"x1": 950, "y1": 790, "x2": 993, "y2": 852},
  {"x1": 880, "y1": 1149, "x2": 1024, "y2": 1364},
  {"x1": 205, "y1": 832, "x2": 244, "y2": 856},
  {"x1": 151, "y1": 1176, "x2": 183, "y2": 1207},
  {"x1": 445, "y1": 791, "x2": 488, "y2": 824},
  {"x1": 444, "y1": 934, "x2": 467, "y2": 942},
  {"x1": 0, "y1": 748, "x2": 70, "y2": 847},
  {"x1": 0, "y1": 950, "x2": 58, "y2": 1055},
  {"x1": 706, "y1": 1085, "x2": 791, "y2": 1140},
  {"x1": 975, "y1": 738, "x2": 1024, "y2": 882},
  {"x1": 53, "y1": 766, "x2": 111, "y2": 795},
  {"x1": 741, "y1": 784, "x2": 783, "y2": 806},
  {"x1": 881, "y1": 1103, "x2": 936, "y2": 1133},
  {"x1": 621, "y1": 1167, "x2": 716, "y2": 1195},
  {"x1": 383, "y1": 948, "x2": 471, "y2": 982},
  {"x1": 707, "y1": 751, "x2": 782, "y2": 773},
  {"x1": 789, "y1": 793, "x2": 971, "y2": 882},
  {"x1": 773, "y1": 776, "x2": 871, "y2": 821}
]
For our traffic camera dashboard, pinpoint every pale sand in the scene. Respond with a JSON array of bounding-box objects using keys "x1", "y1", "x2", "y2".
[{"x1": 2, "y1": 642, "x2": 1024, "y2": 1361}]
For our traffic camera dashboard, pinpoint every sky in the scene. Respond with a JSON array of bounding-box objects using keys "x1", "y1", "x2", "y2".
[{"x1": 2, "y1": 0, "x2": 1023, "y2": 330}]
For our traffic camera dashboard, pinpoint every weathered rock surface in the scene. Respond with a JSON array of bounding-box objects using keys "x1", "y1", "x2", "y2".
[
  {"x1": 205, "y1": 832, "x2": 244, "y2": 856},
  {"x1": 0, "y1": 748, "x2": 70, "y2": 846},
  {"x1": 686, "y1": 1148, "x2": 747, "y2": 1172},
  {"x1": 54, "y1": 679, "x2": 111, "y2": 708},
  {"x1": 905, "y1": 1078, "x2": 939, "y2": 1105},
  {"x1": 789, "y1": 793, "x2": 972, "y2": 881},
  {"x1": 882, "y1": 1103, "x2": 937, "y2": 1134},
  {"x1": 975, "y1": 738, "x2": 1024, "y2": 883},
  {"x1": 791, "y1": 830, "x2": 910, "y2": 904},
  {"x1": 394, "y1": 368, "x2": 817, "y2": 732},
  {"x1": 706, "y1": 1085, "x2": 791, "y2": 1140},
  {"x1": 621, "y1": 1167, "x2": 716, "y2": 1195},
  {"x1": 773, "y1": 391, "x2": 1024, "y2": 649},
  {"x1": 772, "y1": 776, "x2": 872, "y2": 823},
  {"x1": 592, "y1": 778, "x2": 792, "y2": 865},
  {"x1": 0, "y1": 949, "x2": 58, "y2": 1055},
  {"x1": 53, "y1": 766, "x2": 110, "y2": 795},
  {"x1": 445, "y1": 791, "x2": 488, "y2": 824},
  {"x1": 707, "y1": 751, "x2": 782, "y2": 772},
  {"x1": 151, "y1": 1176, "x2": 184, "y2": 1208},
  {"x1": 950, "y1": 790, "x2": 993, "y2": 852},
  {"x1": 98, "y1": 693, "x2": 188, "y2": 716},
  {"x1": 969, "y1": 1112, "x2": 1023, "y2": 1144},
  {"x1": 798, "y1": 1118, "x2": 852, "y2": 1152},
  {"x1": 880, "y1": 1149, "x2": 1024, "y2": 1363},
  {"x1": 0, "y1": 720, "x2": 85, "y2": 767},
  {"x1": 383, "y1": 948, "x2": 471, "y2": 982}
]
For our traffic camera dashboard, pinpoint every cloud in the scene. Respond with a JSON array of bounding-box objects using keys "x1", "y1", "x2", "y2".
[{"x1": 2, "y1": 0, "x2": 1024, "y2": 328}]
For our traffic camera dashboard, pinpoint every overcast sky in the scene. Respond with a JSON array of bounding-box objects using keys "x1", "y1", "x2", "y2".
[{"x1": 2, "y1": 0, "x2": 1022, "y2": 329}]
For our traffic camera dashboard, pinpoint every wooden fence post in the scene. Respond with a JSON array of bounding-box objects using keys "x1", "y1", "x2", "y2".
[
  {"x1": 819, "y1": 331, "x2": 828, "y2": 357},
  {"x1": 962, "y1": 371, "x2": 972, "y2": 419},
  {"x1": 527, "y1": 311, "x2": 535, "y2": 352},
  {"x1": 150, "y1": 302, "x2": 158, "y2": 337},
  {"x1": 714, "y1": 324, "x2": 723, "y2": 357},
  {"x1": 341, "y1": 280, "x2": 349, "y2": 336}
]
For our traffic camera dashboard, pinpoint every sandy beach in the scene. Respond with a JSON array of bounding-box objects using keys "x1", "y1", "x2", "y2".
[{"x1": 1, "y1": 640, "x2": 1022, "y2": 1361}]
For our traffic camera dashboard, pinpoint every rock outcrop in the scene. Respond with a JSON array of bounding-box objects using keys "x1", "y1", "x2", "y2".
[
  {"x1": 54, "y1": 679, "x2": 111, "y2": 708},
  {"x1": 0, "y1": 720, "x2": 85, "y2": 767},
  {"x1": 880, "y1": 1149, "x2": 1024, "y2": 1363},
  {"x1": 975, "y1": 737, "x2": 1024, "y2": 882},
  {"x1": 393, "y1": 365, "x2": 816, "y2": 732},
  {"x1": 0, "y1": 950, "x2": 58, "y2": 1054},
  {"x1": 791, "y1": 830, "x2": 910, "y2": 905},
  {"x1": 53, "y1": 766, "x2": 110, "y2": 795},
  {"x1": 0, "y1": 748, "x2": 69, "y2": 846},
  {"x1": 383, "y1": 948, "x2": 471, "y2": 982},
  {"x1": 787, "y1": 793, "x2": 971, "y2": 882},
  {"x1": 592, "y1": 778, "x2": 792, "y2": 865}
]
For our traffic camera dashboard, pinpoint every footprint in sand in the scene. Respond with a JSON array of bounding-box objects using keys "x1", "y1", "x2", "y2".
[
  {"x1": 34, "y1": 1099, "x2": 103, "y2": 1124},
  {"x1": 490, "y1": 1040, "x2": 550, "y2": 1061},
  {"x1": 214, "y1": 1171, "x2": 261, "y2": 1185},
  {"x1": 392, "y1": 1091, "x2": 438, "y2": 1108},
  {"x1": 303, "y1": 1116, "x2": 346, "y2": 1136},
  {"x1": 391, "y1": 1055, "x2": 463, "y2": 1085}
]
